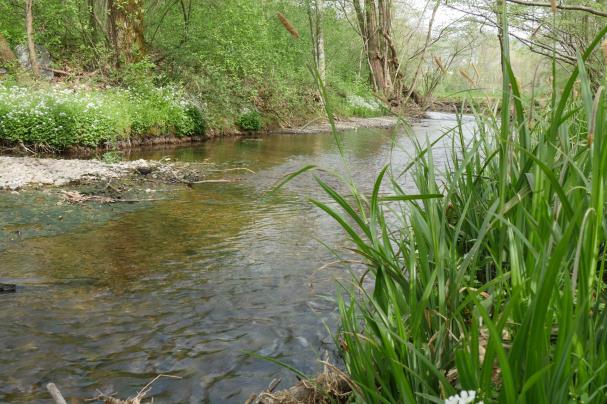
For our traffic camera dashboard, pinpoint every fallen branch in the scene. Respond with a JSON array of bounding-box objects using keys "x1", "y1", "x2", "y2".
[
  {"x1": 61, "y1": 190, "x2": 167, "y2": 204},
  {"x1": 43, "y1": 67, "x2": 70, "y2": 76},
  {"x1": 208, "y1": 167, "x2": 256, "y2": 174},
  {"x1": 88, "y1": 374, "x2": 181, "y2": 404},
  {"x1": 187, "y1": 179, "x2": 239, "y2": 184}
]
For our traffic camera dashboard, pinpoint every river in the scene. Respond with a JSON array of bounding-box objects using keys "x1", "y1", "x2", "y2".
[{"x1": 0, "y1": 112, "x2": 468, "y2": 403}]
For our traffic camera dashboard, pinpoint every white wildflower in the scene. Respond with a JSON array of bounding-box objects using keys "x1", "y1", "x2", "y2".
[{"x1": 445, "y1": 390, "x2": 482, "y2": 404}]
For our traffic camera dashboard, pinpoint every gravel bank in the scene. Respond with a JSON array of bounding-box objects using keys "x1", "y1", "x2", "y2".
[
  {"x1": 0, "y1": 156, "x2": 154, "y2": 190},
  {"x1": 273, "y1": 116, "x2": 400, "y2": 134}
]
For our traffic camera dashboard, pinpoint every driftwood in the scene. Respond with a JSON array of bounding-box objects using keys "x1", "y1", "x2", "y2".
[
  {"x1": 187, "y1": 179, "x2": 238, "y2": 184},
  {"x1": 47, "y1": 383, "x2": 67, "y2": 404},
  {"x1": 46, "y1": 375, "x2": 180, "y2": 404}
]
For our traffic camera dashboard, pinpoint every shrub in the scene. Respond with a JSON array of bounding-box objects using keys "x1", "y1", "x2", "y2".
[
  {"x1": 100, "y1": 150, "x2": 122, "y2": 163},
  {"x1": 184, "y1": 104, "x2": 206, "y2": 136},
  {"x1": 236, "y1": 110, "x2": 262, "y2": 132}
]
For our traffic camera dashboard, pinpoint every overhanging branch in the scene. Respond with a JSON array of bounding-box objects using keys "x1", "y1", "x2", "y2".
[{"x1": 505, "y1": 0, "x2": 607, "y2": 18}]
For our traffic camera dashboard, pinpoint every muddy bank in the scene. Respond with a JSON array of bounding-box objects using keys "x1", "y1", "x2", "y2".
[
  {"x1": 0, "y1": 116, "x2": 402, "y2": 157},
  {"x1": 0, "y1": 116, "x2": 402, "y2": 190}
]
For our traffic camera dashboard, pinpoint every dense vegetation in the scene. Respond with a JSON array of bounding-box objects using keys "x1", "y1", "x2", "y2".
[
  {"x1": 0, "y1": 0, "x2": 392, "y2": 149},
  {"x1": 312, "y1": 4, "x2": 607, "y2": 403},
  {"x1": 2, "y1": 0, "x2": 592, "y2": 150}
]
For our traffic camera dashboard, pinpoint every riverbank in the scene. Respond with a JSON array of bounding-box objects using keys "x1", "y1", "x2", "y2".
[
  {"x1": 60, "y1": 115, "x2": 401, "y2": 154},
  {"x1": 0, "y1": 156, "x2": 162, "y2": 190},
  {"x1": 0, "y1": 115, "x2": 401, "y2": 190},
  {"x1": 0, "y1": 154, "x2": 221, "y2": 191}
]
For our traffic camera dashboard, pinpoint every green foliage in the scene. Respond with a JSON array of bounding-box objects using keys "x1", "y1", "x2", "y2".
[
  {"x1": 236, "y1": 110, "x2": 262, "y2": 132},
  {"x1": 0, "y1": 0, "x2": 390, "y2": 135},
  {"x1": 0, "y1": 84, "x2": 205, "y2": 149},
  {"x1": 184, "y1": 104, "x2": 206, "y2": 136},
  {"x1": 326, "y1": 78, "x2": 388, "y2": 118},
  {"x1": 149, "y1": 0, "x2": 366, "y2": 129}
]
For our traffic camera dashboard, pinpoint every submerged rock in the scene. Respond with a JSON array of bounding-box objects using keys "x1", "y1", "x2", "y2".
[{"x1": 0, "y1": 283, "x2": 17, "y2": 293}]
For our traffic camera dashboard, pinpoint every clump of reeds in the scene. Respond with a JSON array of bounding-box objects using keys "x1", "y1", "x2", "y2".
[{"x1": 309, "y1": 7, "x2": 607, "y2": 404}]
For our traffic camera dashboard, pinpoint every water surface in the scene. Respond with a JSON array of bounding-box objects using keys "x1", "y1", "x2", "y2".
[{"x1": 0, "y1": 112, "x2": 466, "y2": 402}]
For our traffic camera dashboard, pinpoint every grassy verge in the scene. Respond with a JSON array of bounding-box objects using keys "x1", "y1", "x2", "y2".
[{"x1": 312, "y1": 15, "x2": 607, "y2": 404}]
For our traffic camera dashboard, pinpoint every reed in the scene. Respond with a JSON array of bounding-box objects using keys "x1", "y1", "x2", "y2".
[
  {"x1": 311, "y1": 11, "x2": 607, "y2": 404},
  {"x1": 277, "y1": 12, "x2": 300, "y2": 40},
  {"x1": 267, "y1": 4, "x2": 607, "y2": 403}
]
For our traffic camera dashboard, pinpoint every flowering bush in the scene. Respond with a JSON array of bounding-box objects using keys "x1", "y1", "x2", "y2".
[{"x1": 0, "y1": 85, "x2": 205, "y2": 149}]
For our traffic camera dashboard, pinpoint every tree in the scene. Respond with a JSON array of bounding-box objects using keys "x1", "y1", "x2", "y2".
[
  {"x1": 307, "y1": 0, "x2": 326, "y2": 82},
  {"x1": 351, "y1": 0, "x2": 420, "y2": 105},
  {"x1": 448, "y1": 0, "x2": 607, "y2": 84},
  {"x1": 107, "y1": 0, "x2": 146, "y2": 66},
  {"x1": 25, "y1": 0, "x2": 40, "y2": 77}
]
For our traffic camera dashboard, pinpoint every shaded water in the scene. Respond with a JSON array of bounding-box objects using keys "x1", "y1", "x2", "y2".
[{"x1": 0, "y1": 113, "x2": 467, "y2": 403}]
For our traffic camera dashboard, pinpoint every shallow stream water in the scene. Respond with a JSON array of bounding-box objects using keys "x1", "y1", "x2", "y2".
[{"x1": 0, "y1": 112, "x2": 469, "y2": 403}]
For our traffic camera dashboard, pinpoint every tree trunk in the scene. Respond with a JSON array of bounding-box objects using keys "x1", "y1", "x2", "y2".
[
  {"x1": 108, "y1": 0, "x2": 146, "y2": 67},
  {"x1": 0, "y1": 32, "x2": 17, "y2": 67},
  {"x1": 405, "y1": 0, "x2": 440, "y2": 104},
  {"x1": 364, "y1": 0, "x2": 387, "y2": 93},
  {"x1": 25, "y1": 0, "x2": 40, "y2": 77},
  {"x1": 316, "y1": 0, "x2": 326, "y2": 82},
  {"x1": 351, "y1": 0, "x2": 420, "y2": 105},
  {"x1": 307, "y1": 0, "x2": 326, "y2": 83}
]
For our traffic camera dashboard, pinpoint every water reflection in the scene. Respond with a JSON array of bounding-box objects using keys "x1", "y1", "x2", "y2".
[{"x1": 0, "y1": 114, "x2": 466, "y2": 402}]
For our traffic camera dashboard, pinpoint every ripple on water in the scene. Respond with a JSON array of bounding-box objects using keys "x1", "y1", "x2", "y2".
[{"x1": 0, "y1": 116, "x2": 472, "y2": 402}]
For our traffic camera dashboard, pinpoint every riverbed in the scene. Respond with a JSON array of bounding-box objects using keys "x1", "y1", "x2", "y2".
[{"x1": 0, "y1": 112, "x2": 469, "y2": 402}]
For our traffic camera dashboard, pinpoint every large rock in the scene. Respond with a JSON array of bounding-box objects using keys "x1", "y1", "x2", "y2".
[{"x1": 15, "y1": 44, "x2": 54, "y2": 80}]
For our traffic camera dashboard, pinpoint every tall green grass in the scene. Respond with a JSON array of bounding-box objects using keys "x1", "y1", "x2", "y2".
[{"x1": 313, "y1": 14, "x2": 607, "y2": 404}]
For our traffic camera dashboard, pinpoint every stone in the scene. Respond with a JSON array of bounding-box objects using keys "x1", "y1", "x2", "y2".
[
  {"x1": 15, "y1": 44, "x2": 54, "y2": 80},
  {"x1": 136, "y1": 165, "x2": 154, "y2": 176},
  {"x1": 0, "y1": 283, "x2": 17, "y2": 293}
]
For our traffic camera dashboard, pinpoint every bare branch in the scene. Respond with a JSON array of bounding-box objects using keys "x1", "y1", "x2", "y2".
[{"x1": 505, "y1": 0, "x2": 607, "y2": 18}]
